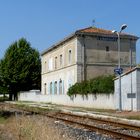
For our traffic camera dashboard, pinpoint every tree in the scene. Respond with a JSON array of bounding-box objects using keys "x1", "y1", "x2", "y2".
[{"x1": 0, "y1": 38, "x2": 41, "y2": 100}]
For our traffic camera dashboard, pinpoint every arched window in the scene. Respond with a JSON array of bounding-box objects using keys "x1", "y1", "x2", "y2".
[
  {"x1": 60, "y1": 54, "x2": 63, "y2": 67},
  {"x1": 59, "y1": 80, "x2": 62, "y2": 94},
  {"x1": 55, "y1": 57, "x2": 57, "y2": 69},
  {"x1": 68, "y1": 50, "x2": 72, "y2": 64},
  {"x1": 44, "y1": 83, "x2": 47, "y2": 95},
  {"x1": 54, "y1": 81, "x2": 57, "y2": 94},
  {"x1": 50, "y1": 82, "x2": 52, "y2": 94}
]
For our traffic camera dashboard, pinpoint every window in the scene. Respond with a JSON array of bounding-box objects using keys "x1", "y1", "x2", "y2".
[
  {"x1": 44, "y1": 61, "x2": 47, "y2": 72},
  {"x1": 60, "y1": 54, "x2": 63, "y2": 67},
  {"x1": 55, "y1": 57, "x2": 57, "y2": 69},
  {"x1": 44, "y1": 83, "x2": 47, "y2": 95},
  {"x1": 50, "y1": 82, "x2": 52, "y2": 94},
  {"x1": 48, "y1": 58, "x2": 53, "y2": 71},
  {"x1": 69, "y1": 83, "x2": 72, "y2": 88},
  {"x1": 68, "y1": 77, "x2": 72, "y2": 89},
  {"x1": 54, "y1": 81, "x2": 57, "y2": 94},
  {"x1": 59, "y1": 80, "x2": 62, "y2": 94},
  {"x1": 106, "y1": 46, "x2": 109, "y2": 52},
  {"x1": 68, "y1": 50, "x2": 72, "y2": 64}
]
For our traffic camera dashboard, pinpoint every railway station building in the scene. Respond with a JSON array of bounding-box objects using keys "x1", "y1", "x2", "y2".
[
  {"x1": 41, "y1": 26, "x2": 138, "y2": 96},
  {"x1": 19, "y1": 26, "x2": 139, "y2": 110}
]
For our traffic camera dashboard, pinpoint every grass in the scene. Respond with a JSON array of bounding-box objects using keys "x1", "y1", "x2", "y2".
[
  {"x1": 0, "y1": 102, "x2": 72, "y2": 139},
  {"x1": 0, "y1": 111, "x2": 12, "y2": 124},
  {"x1": 13, "y1": 102, "x2": 61, "y2": 113},
  {"x1": 0, "y1": 116, "x2": 7, "y2": 124},
  {"x1": 14, "y1": 101, "x2": 114, "y2": 113},
  {"x1": 0, "y1": 114, "x2": 72, "y2": 140},
  {"x1": 126, "y1": 115, "x2": 140, "y2": 120},
  {"x1": 52, "y1": 104, "x2": 116, "y2": 114}
]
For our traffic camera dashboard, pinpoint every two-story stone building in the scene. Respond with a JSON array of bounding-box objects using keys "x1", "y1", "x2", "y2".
[{"x1": 41, "y1": 27, "x2": 138, "y2": 95}]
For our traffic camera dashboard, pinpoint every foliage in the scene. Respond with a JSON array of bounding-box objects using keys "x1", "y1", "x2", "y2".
[
  {"x1": 0, "y1": 38, "x2": 41, "y2": 100},
  {"x1": 0, "y1": 61, "x2": 8, "y2": 95},
  {"x1": 67, "y1": 75, "x2": 114, "y2": 96},
  {"x1": 0, "y1": 96, "x2": 9, "y2": 102}
]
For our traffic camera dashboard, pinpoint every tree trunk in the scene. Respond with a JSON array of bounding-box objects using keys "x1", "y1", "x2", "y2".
[
  {"x1": 14, "y1": 92, "x2": 18, "y2": 101},
  {"x1": 9, "y1": 93, "x2": 13, "y2": 101}
]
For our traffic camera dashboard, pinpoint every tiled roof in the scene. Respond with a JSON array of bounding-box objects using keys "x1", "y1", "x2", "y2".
[
  {"x1": 41, "y1": 26, "x2": 139, "y2": 55},
  {"x1": 77, "y1": 27, "x2": 113, "y2": 34},
  {"x1": 76, "y1": 27, "x2": 137, "y2": 37}
]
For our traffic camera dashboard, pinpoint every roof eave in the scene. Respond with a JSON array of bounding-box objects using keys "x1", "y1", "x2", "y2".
[
  {"x1": 41, "y1": 28, "x2": 139, "y2": 56},
  {"x1": 76, "y1": 31, "x2": 139, "y2": 40},
  {"x1": 41, "y1": 33, "x2": 76, "y2": 56}
]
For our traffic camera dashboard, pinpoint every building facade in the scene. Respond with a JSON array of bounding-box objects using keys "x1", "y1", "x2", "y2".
[{"x1": 41, "y1": 27, "x2": 138, "y2": 95}]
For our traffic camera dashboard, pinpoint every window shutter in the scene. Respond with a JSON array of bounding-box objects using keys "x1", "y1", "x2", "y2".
[
  {"x1": 52, "y1": 82, "x2": 54, "y2": 95},
  {"x1": 62, "y1": 80, "x2": 64, "y2": 94},
  {"x1": 57, "y1": 81, "x2": 59, "y2": 95}
]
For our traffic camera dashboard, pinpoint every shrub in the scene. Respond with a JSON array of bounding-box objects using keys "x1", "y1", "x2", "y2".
[{"x1": 67, "y1": 75, "x2": 114, "y2": 96}]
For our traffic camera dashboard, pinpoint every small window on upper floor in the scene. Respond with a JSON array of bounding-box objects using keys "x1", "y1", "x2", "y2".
[
  {"x1": 48, "y1": 58, "x2": 53, "y2": 71},
  {"x1": 106, "y1": 46, "x2": 109, "y2": 52},
  {"x1": 44, "y1": 83, "x2": 47, "y2": 95},
  {"x1": 44, "y1": 61, "x2": 47, "y2": 72},
  {"x1": 68, "y1": 50, "x2": 72, "y2": 64},
  {"x1": 55, "y1": 57, "x2": 57, "y2": 69},
  {"x1": 60, "y1": 54, "x2": 63, "y2": 67}
]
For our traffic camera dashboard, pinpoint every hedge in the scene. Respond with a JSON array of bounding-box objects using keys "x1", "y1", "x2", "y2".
[{"x1": 67, "y1": 75, "x2": 114, "y2": 97}]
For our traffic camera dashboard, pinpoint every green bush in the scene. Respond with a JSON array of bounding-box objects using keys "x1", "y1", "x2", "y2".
[
  {"x1": 0, "y1": 96, "x2": 9, "y2": 102},
  {"x1": 67, "y1": 75, "x2": 114, "y2": 96}
]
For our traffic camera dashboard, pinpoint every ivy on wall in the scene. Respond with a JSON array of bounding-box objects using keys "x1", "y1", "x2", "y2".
[{"x1": 67, "y1": 75, "x2": 114, "y2": 97}]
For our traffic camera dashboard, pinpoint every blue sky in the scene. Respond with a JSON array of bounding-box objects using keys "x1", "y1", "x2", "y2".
[{"x1": 0, "y1": 0, "x2": 140, "y2": 63}]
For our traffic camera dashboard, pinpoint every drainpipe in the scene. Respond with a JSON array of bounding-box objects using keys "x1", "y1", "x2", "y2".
[{"x1": 82, "y1": 35, "x2": 87, "y2": 81}]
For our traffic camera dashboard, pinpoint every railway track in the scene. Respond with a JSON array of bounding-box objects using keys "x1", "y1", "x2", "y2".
[
  {"x1": 1, "y1": 103, "x2": 140, "y2": 140},
  {"x1": 59, "y1": 112, "x2": 140, "y2": 131},
  {"x1": 52, "y1": 112, "x2": 140, "y2": 140}
]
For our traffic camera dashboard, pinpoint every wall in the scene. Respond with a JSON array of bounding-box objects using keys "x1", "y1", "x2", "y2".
[
  {"x1": 77, "y1": 35, "x2": 136, "y2": 80},
  {"x1": 42, "y1": 37, "x2": 77, "y2": 74},
  {"x1": 19, "y1": 90, "x2": 41, "y2": 102},
  {"x1": 114, "y1": 70, "x2": 137, "y2": 111},
  {"x1": 83, "y1": 36, "x2": 136, "y2": 65},
  {"x1": 86, "y1": 65, "x2": 129, "y2": 79},
  {"x1": 41, "y1": 37, "x2": 78, "y2": 95},
  {"x1": 42, "y1": 65, "x2": 77, "y2": 95},
  {"x1": 18, "y1": 93, "x2": 115, "y2": 110},
  {"x1": 136, "y1": 69, "x2": 140, "y2": 110}
]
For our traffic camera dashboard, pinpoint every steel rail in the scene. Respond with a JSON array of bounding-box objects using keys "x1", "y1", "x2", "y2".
[
  {"x1": 59, "y1": 112, "x2": 140, "y2": 132},
  {"x1": 47, "y1": 114, "x2": 140, "y2": 140}
]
